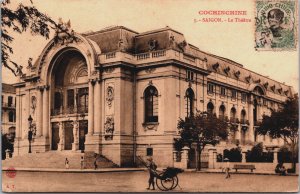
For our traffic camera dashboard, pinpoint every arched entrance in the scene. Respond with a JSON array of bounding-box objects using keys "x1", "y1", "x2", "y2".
[{"x1": 50, "y1": 49, "x2": 89, "y2": 151}]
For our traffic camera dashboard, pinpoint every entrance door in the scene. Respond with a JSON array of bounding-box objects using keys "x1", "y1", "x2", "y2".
[
  {"x1": 79, "y1": 120, "x2": 88, "y2": 151},
  {"x1": 64, "y1": 122, "x2": 73, "y2": 150},
  {"x1": 51, "y1": 123, "x2": 59, "y2": 150}
]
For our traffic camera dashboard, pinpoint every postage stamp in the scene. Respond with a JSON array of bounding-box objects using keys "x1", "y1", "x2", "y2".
[{"x1": 254, "y1": 0, "x2": 298, "y2": 51}]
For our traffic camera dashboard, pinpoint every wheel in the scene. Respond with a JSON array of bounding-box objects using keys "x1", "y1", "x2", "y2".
[
  {"x1": 161, "y1": 177, "x2": 175, "y2": 191},
  {"x1": 171, "y1": 175, "x2": 178, "y2": 189},
  {"x1": 156, "y1": 173, "x2": 168, "y2": 191}
]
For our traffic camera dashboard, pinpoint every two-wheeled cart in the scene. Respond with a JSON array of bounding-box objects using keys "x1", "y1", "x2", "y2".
[{"x1": 137, "y1": 156, "x2": 184, "y2": 191}]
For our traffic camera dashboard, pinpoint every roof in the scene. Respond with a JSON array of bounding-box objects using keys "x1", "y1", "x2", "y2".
[{"x1": 2, "y1": 83, "x2": 16, "y2": 94}]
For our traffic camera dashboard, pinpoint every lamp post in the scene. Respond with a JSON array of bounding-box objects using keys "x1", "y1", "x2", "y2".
[{"x1": 28, "y1": 115, "x2": 33, "y2": 153}]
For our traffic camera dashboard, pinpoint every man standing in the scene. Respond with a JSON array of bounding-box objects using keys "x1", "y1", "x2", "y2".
[{"x1": 147, "y1": 157, "x2": 157, "y2": 190}]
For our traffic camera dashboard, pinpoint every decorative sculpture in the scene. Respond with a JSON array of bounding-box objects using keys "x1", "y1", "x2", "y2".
[
  {"x1": 54, "y1": 18, "x2": 78, "y2": 45},
  {"x1": 148, "y1": 38, "x2": 158, "y2": 51},
  {"x1": 178, "y1": 40, "x2": 187, "y2": 52},
  {"x1": 104, "y1": 117, "x2": 114, "y2": 140},
  {"x1": 106, "y1": 86, "x2": 114, "y2": 108}
]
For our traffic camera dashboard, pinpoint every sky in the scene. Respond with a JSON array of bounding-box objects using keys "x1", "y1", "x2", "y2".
[{"x1": 2, "y1": 0, "x2": 299, "y2": 91}]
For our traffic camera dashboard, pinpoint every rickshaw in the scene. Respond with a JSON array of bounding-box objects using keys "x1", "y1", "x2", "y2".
[{"x1": 137, "y1": 156, "x2": 184, "y2": 191}]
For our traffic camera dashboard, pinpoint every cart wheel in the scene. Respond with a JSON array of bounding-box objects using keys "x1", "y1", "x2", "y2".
[
  {"x1": 156, "y1": 173, "x2": 168, "y2": 191},
  {"x1": 171, "y1": 175, "x2": 179, "y2": 189},
  {"x1": 161, "y1": 177, "x2": 175, "y2": 191}
]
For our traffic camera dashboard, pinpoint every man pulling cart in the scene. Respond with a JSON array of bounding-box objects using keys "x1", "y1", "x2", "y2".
[{"x1": 137, "y1": 156, "x2": 184, "y2": 191}]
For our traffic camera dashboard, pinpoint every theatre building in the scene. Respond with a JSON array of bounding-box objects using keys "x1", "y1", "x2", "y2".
[{"x1": 13, "y1": 25, "x2": 294, "y2": 167}]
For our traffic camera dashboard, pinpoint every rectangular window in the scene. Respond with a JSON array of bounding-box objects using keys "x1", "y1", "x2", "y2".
[
  {"x1": 78, "y1": 88, "x2": 89, "y2": 113},
  {"x1": 54, "y1": 92, "x2": 62, "y2": 109},
  {"x1": 186, "y1": 70, "x2": 194, "y2": 81},
  {"x1": 241, "y1": 93, "x2": 247, "y2": 102},
  {"x1": 146, "y1": 148, "x2": 153, "y2": 156},
  {"x1": 67, "y1": 89, "x2": 74, "y2": 108},
  {"x1": 231, "y1": 90, "x2": 237, "y2": 99},
  {"x1": 8, "y1": 96, "x2": 13, "y2": 107},
  {"x1": 207, "y1": 83, "x2": 214, "y2": 94},
  {"x1": 220, "y1": 87, "x2": 226, "y2": 96}
]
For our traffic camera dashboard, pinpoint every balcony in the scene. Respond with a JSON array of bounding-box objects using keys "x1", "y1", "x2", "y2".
[
  {"x1": 240, "y1": 119, "x2": 249, "y2": 125},
  {"x1": 230, "y1": 117, "x2": 239, "y2": 124},
  {"x1": 218, "y1": 115, "x2": 229, "y2": 122},
  {"x1": 51, "y1": 106, "x2": 88, "y2": 116},
  {"x1": 2, "y1": 103, "x2": 15, "y2": 109},
  {"x1": 99, "y1": 49, "x2": 208, "y2": 70}
]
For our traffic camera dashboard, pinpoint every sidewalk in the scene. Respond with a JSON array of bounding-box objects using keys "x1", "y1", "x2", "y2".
[
  {"x1": 184, "y1": 168, "x2": 299, "y2": 176},
  {"x1": 2, "y1": 166, "x2": 298, "y2": 176},
  {"x1": 2, "y1": 167, "x2": 146, "y2": 173}
]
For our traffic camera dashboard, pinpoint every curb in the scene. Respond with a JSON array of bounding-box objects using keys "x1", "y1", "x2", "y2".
[
  {"x1": 2, "y1": 167, "x2": 146, "y2": 173},
  {"x1": 184, "y1": 169, "x2": 298, "y2": 176}
]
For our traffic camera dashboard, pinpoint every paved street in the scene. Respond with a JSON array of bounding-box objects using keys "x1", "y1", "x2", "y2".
[{"x1": 2, "y1": 171, "x2": 298, "y2": 192}]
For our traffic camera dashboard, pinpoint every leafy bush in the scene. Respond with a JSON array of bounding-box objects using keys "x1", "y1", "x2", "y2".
[
  {"x1": 223, "y1": 147, "x2": 242, "y2": 162},
  {"x1": 246, "y1": 143, "x2": 273, "y2": 162},
  {"x1": 2, "y1": 133, "x2": 13, "y2": 160},
  {"x1": 278, "y1": 146, "x2": 298, "y2": 163}
]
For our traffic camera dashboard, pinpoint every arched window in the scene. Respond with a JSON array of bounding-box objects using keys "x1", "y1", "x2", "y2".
[
  {"x1": 8, "y1": 111, "x2": 14, "y2": 122},
  {"x1": 185, "y1": 88, "x2": 195, "y2": 117},
  {"x1": 144, "y1": 86, "x2": 158, "y2": 122},
  {"x1": 219, "y1": 105, "x2": 226, "y2": 119},
  {"x1": 253, "y1": 86, "x2": 264, "y2": 96},
  {"x1": 240, "y1": 110, "x2": 246, "y2": 124},
  {"x1": 207, "y1": 102, "x2": 214, "y2": 114},
  {"x1": 230, "y1": 107, "x2": 236, "y2": 122}
]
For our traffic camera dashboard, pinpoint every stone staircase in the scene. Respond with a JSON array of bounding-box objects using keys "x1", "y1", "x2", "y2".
[{"x1": 2, "y1": 151, "x2": 118, "y2": 169}]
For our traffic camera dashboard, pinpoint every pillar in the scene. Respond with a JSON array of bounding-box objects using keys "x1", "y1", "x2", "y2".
[
  {"x1": 42, "y1": 86, "x2": 49, "y2": 138},
  {"x1": 242, "y1": 151, "x2": 247, "y2": 163},
  {"x1": 273, "y1": 148, "x2": 279, "y2": 164},
  {"x1": 248, "y1": 96, "x2": 254, "y2": 143},
  {"x1": 57, "y1": 122, "x2": 64, "y2": 151},
  {"x1": 208, "y1": 148, "x2": 216, "y2": 169},
  {"x1": 72, "y1": 121, "x2": 79, "y2": 151},
  {"x1": 88, "y1": 80, "x2": 95, "y2": 135},
  {"x1": 94, "y1": 80, "x2": 101, "y2": 134},
  {"x1": 36, "y1": 87, "x2": 43, "y2": 137},
  {"x1": 182, "y1": 146, "x2": 190, "y2": 169},
  {"x1": 15, "y1": 94, "x2": 20, "y2": 139},
  {"x1": 22, "y1": 93, "x2": 29, "y2": 140}
]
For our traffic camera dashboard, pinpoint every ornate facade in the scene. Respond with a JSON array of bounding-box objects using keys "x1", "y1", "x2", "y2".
[{"x1": 14, "y1": 25, "x2": 294, "y2": 167}]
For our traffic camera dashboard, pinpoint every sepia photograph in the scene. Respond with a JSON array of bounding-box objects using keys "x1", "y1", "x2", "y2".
[{"x1": 1, "y1": 0, "x2": 299, "y2": 192}]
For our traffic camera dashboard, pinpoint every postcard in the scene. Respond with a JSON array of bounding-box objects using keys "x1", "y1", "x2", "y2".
[{"x1": 1, "y1": 0, "x2": 298, "y2": 192}]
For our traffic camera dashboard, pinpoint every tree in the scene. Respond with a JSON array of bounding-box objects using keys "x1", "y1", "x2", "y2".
[
  {"x1": 257, "y1": 95, "x2": 299, "y2": 171},
  {"x1": 176, "y1": 111, "x2": 229, "y2": 170},
  {"x1": 1, "y1": 0, "x2": 75, "y2": 76},
  {"x1": 2, "y1": 133, "x2": 13, "y2": 160}
]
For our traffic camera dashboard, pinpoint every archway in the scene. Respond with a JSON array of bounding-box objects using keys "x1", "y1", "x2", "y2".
[{"x1": 50, "y1": 50, "x2": 89, "y2": 151}]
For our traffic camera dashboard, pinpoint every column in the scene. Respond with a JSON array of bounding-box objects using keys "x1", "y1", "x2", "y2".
[
  {"x1": 273, "y1": 148, "x2": 279, "y2": 164},
  {"x1": 15, "y1": 95, "x2": 20, "y2": 139},
  {"x1": 248, "y1": 96, "x2": 254, "y2": 143},
  {"x1": 42, "y1": 86, "x2": 49, "y2": 138},
  {"x1": 22, "y1": 94, "x2": 29, "y2": 140},
  {"x1": 36, "y1": 87, "x2": 43, "y2": 137},
  {"x1": 208, "y1": 148, "x2": 216, "y2": 169},
  {"x1": 182, "y1": 146, "x2": 190, "y2": 169},
  {"x1": 72, "y1": 121, "x2": 79, "y2": 151},
  {"x1": 88, "y1": 80, "x2": 95, "y2": 135},
  {"x1": 94, "y1": 80, "x2": 101, "y2": 134},
  {"x1": 57, "y1": 122, "x2": 64, "y2": 151},
  {"x1": 242, "y1": 151, "x2": 247, "y2": 163}
]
